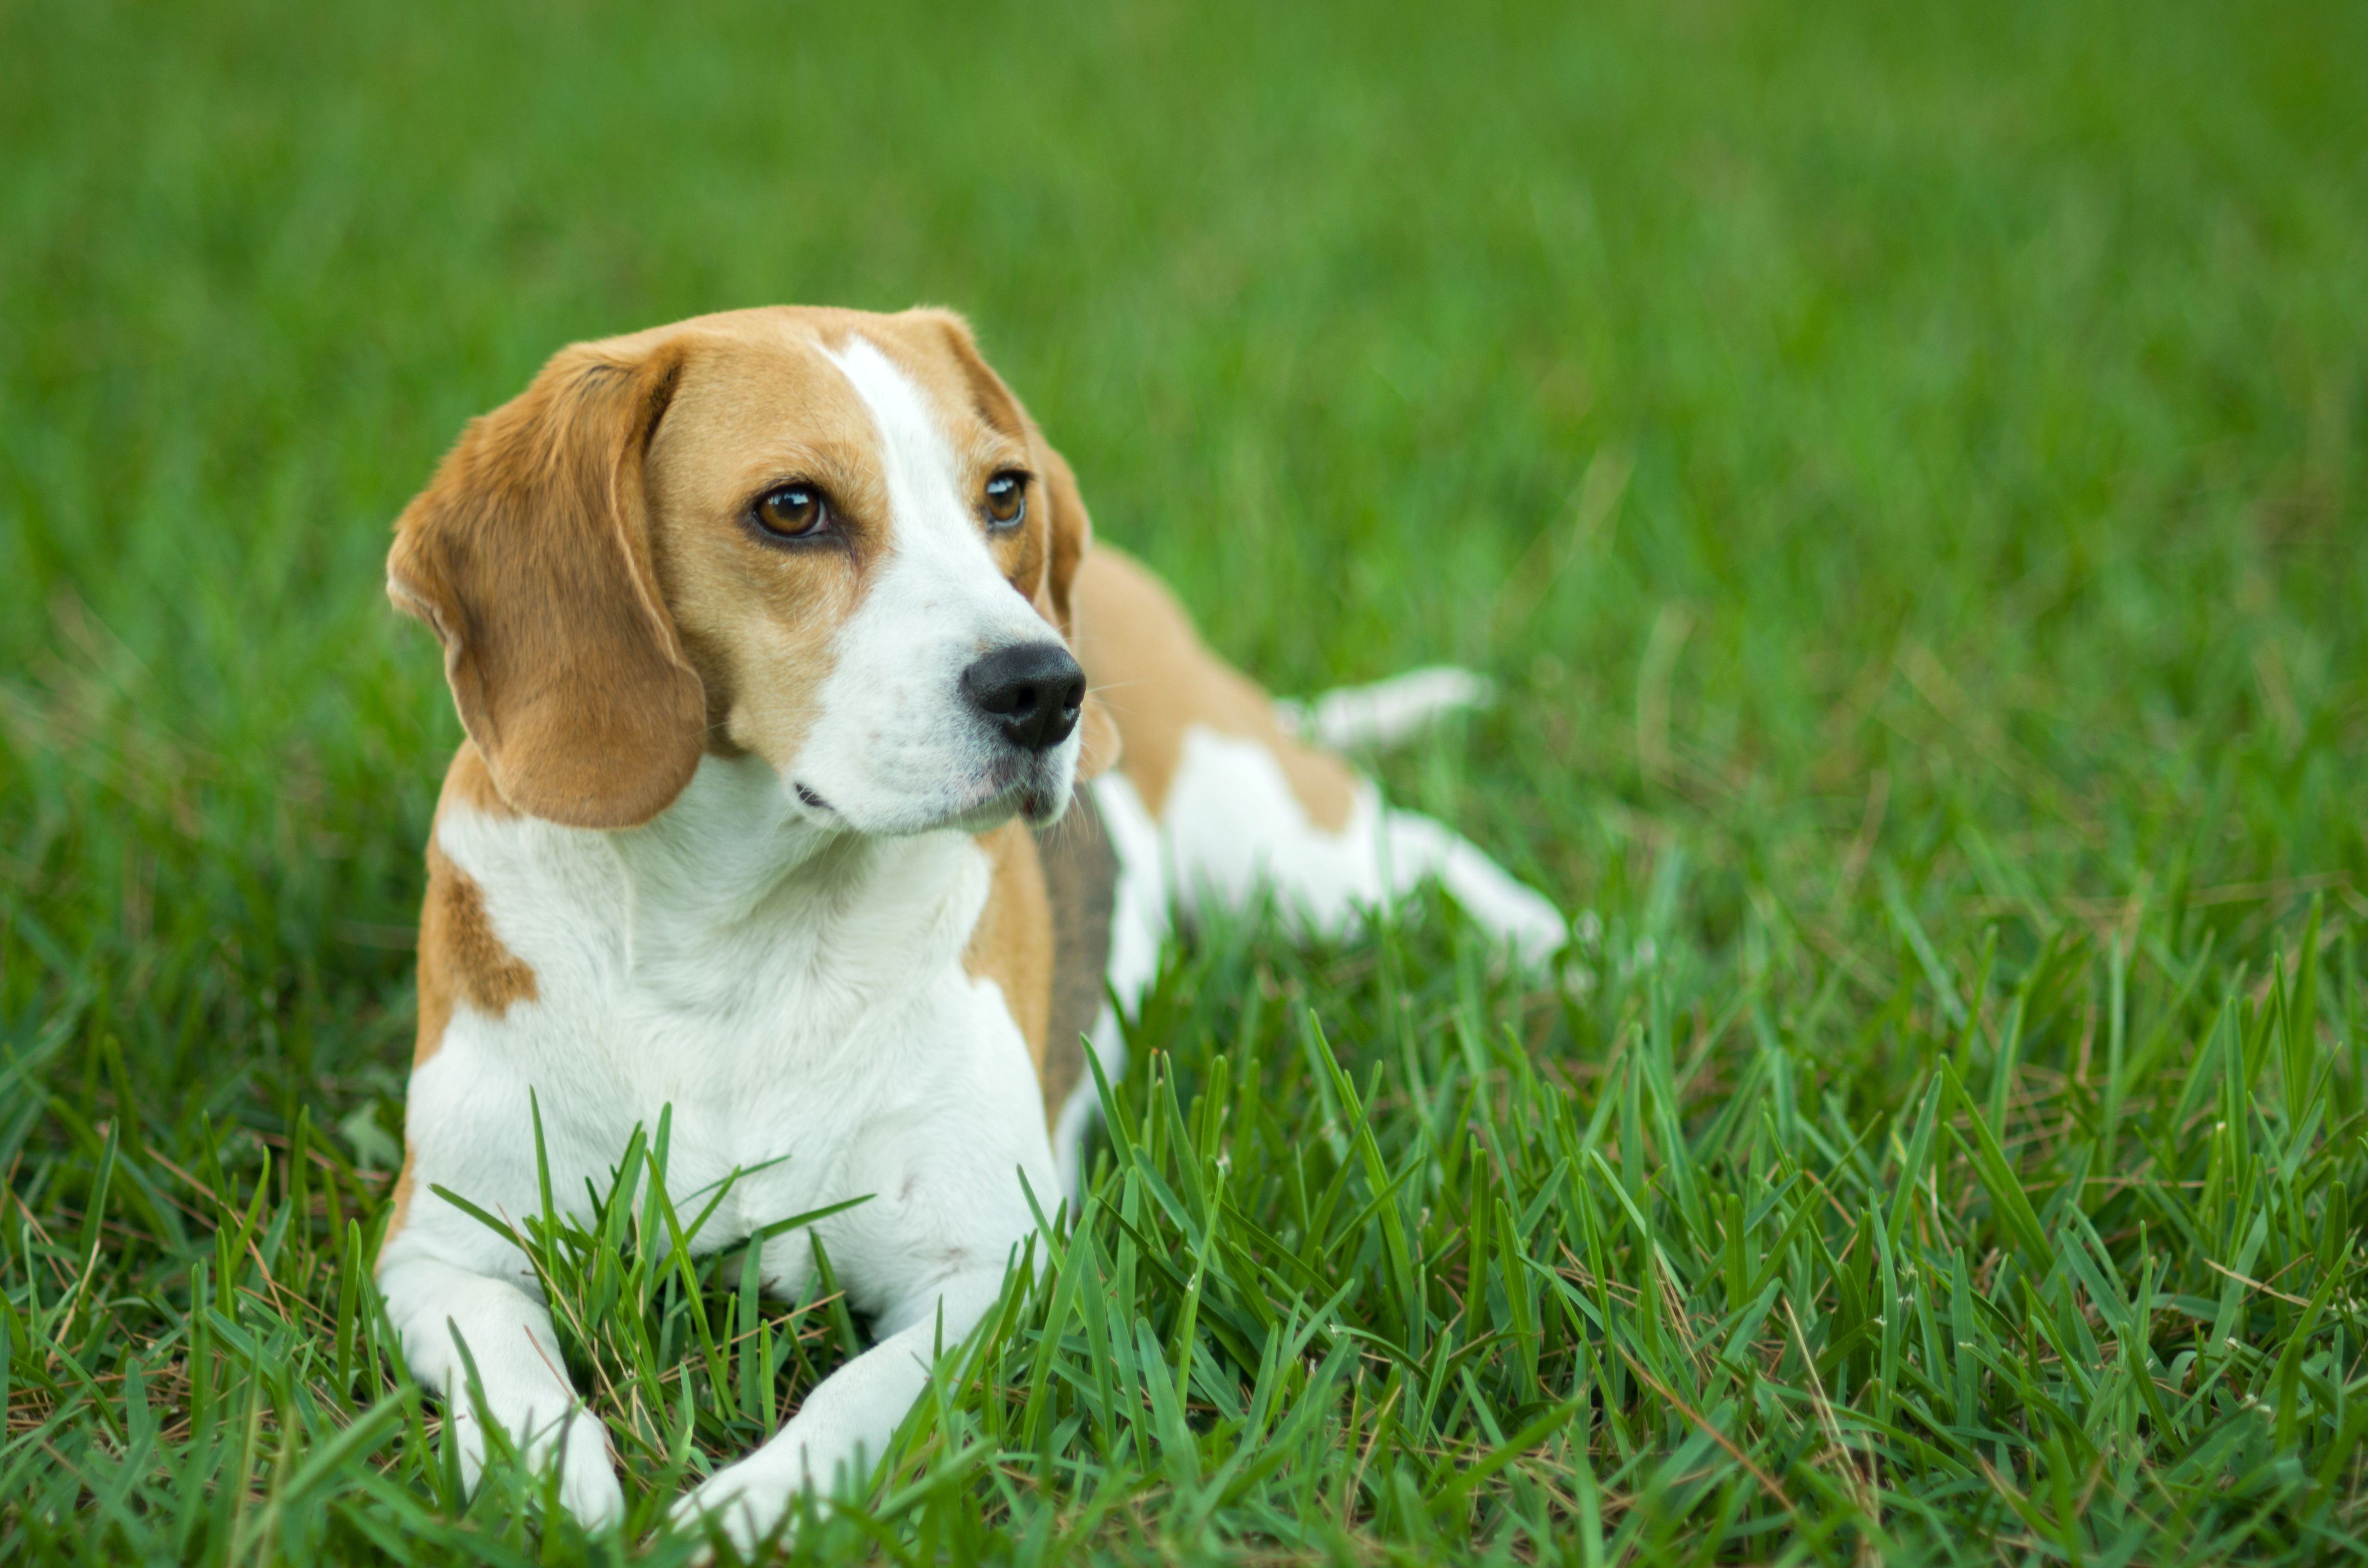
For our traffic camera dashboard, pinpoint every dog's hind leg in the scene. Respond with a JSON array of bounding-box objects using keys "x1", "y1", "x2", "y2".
[
  {"x1": 1151, "y1": 727, "x2": 1566, "y2": 965},
  {"x1": 1072, "y1": 547, "x2": 1566, "y2": 968}
]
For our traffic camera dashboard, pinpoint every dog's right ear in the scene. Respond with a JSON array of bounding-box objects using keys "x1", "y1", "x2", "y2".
[
  {"x1": 1037, "y1": 446, "x2": 1122, "y2": 781},
  {"x1": 387, "y1": 337, "x2": 707, "y2": 829}
]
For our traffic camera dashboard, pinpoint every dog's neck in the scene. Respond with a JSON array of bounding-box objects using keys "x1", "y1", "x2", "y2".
[{"x1": 594, "y1": 754, "x2": 987, "y2": 998}]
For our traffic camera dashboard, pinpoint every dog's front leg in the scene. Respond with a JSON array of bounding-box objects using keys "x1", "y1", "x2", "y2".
[
  {"x1": 669, "y1": 1262, "x2": 1008, "y2": 1550},
  {"x1": 379, "y1": 1252, "x2": 623, "y2": 1526}
]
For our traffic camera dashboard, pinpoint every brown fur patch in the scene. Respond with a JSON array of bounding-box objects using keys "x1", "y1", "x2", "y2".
[
  {"x1": 1034, "y1": 446, "x2": 1093, "y2": 642},
  {"x1": 412, "y1": 746, "x2": 538, "y2": 1075},
  {"x1": 422, "y1": 844, "x2": 538, "y2": 1028},
  {"x1": 389, "y1": 748, "x2": 539, "y2": 1250},
  {"x1": 965, "y1": 821, "x2": 1054, "y2": 1090},
  {"x1": 1070, "y1": 546, "x2": 1356, "y2": 831},
  {"x1": 638, "y1": 316, "x2": 890, "y2": 767}
]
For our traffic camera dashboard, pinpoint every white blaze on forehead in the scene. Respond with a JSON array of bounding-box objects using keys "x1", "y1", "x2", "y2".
[
  {"x1": 820, "y1": 335, "x2": 1004, "y2": 578},
  {"x1": 784, "y1": 332, "x2": 1073, "y2": 833}
]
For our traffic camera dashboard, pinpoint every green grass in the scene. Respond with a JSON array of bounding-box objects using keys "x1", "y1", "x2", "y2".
[{"x1": 4, "y1": 0, "x2": 2366, "y2": 1560}]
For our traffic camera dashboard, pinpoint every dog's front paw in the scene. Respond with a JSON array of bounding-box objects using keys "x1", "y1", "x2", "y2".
[
  {"x1": 548, "y1": 1410, "x2": 624, "y2": 1530},
  {"x1": 448, "y1": 1402, "x2": 622, "y2": 1530},
  {"x1": 670, "y1": 1456, "x2": 807, "y2": 1556}
]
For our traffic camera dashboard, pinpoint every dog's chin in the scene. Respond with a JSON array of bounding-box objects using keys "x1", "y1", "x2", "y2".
[
  {"x1": 945, "y1": 765, "x2": 1075, "y2": 834},
  {"x1": 798, "y1": 756, "x2": 1076, "y2": 838},
  {"x1": 1016, "y1": 782, "x2": 1074, "y2": 831}
]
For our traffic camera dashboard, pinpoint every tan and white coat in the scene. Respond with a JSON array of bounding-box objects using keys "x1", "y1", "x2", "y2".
[{"x1": 376, "y1": 306, "x2": 1563, "y2": 1548}]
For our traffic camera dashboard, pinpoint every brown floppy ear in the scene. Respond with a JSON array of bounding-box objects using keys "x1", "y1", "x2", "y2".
[
  {"x1": 387, "y1": 337, "x2": 707, "y2": 828},
  {"x1": 1038, "y1": 447, "x2": 1122, "y2": 781},
  {"x1": 1037, "y1": 447, "x2": 1092, "y2": 639}
]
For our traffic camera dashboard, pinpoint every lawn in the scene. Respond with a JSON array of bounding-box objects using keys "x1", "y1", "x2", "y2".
[{"x1": 4, "y1": 0, "x2": 2366, "y2": 1561}]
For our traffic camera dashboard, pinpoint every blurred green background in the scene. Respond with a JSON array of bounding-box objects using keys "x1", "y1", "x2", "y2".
[
  {"x1": 6, "y1": 0, "x2": 2362, "y2": 955},
  {"x1": 3, "y1": 0, "x2": 2364, "y2": 1560},
  {"x1": 4, "y1": 0, "x2": 2368, "y2": 933}
]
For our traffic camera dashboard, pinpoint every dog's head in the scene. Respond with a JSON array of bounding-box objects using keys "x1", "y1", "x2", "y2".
[{"x1": 387, "y1": 306, "x2": 1120, "y2": 834}]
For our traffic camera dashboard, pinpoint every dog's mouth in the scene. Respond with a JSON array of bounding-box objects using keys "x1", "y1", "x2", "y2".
[
  {"x1": 976, "y1": 776, "x2": 1066, "y2": 830},
  {"x1": 961, "y1": 756, "x2": 1072, "y2": 832},
  {"x1": 791, "y1": 760, "x2": 1068, "y2": 834}
]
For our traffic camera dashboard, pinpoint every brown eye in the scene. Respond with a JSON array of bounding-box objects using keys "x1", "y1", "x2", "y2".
[
  {"x1": 983, "y1": 472, "x2": 1026, "y2": 530},
  {"x1": 754, "y1": 483, "x2": 827, "y2": 540}
]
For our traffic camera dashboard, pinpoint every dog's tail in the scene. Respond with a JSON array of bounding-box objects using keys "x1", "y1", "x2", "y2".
[{"x1": 1274, "y1": 665, "x2": 1497, "y2": 751}]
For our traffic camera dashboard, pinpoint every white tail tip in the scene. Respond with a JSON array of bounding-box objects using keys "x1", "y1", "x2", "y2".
[{"x1": 1277, "y1": 666, "x2": 1497, "y2": 751}]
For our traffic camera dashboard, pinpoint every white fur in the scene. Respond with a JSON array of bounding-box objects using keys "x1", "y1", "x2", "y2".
[
  {"x1": 790, "y1": 337, "x2": 1082, "y2": 835},
  {"x1": 381, "y1": 333, "x2": 1568, "y2": 1551},
  {"x1": 1156, "y1": 727, "x2": 1566, "y2": 967},
  {"x1": 380, "y1": 760, "x2": 1058, "y2": 1544},
  {"x1": 1274, "y1": 665, "x2": 1496, "y2": 750}
]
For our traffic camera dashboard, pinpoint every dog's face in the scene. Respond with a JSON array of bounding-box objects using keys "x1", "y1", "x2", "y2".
[{"x1": 387, "y1": 307, "x2": 1116, "y2": 833}]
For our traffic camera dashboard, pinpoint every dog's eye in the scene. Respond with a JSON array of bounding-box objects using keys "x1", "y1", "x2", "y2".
[
  {"x1": 983, "y1": 472, "x2": 1026, "y2": 530},
  {"x1": 754, "y1": 483, "x2": 828, "y2": 540}
]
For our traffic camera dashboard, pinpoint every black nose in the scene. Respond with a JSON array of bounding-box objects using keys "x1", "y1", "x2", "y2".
[{"x1": 962, "y1": 643, "x2": 1086, "y2": 753}]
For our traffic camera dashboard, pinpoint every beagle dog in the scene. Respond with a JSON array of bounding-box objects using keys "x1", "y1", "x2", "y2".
[{"x1": 376, "y1": 306, "x2": 1565, "y2": 1547}]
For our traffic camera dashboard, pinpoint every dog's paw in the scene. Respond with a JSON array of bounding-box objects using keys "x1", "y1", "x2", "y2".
[
  {"x1": 447, "y1": 1402, "x2": 622, "y2": 1530},
  {"x1": 548, "y1": 1410, "x2": 624, "y2": 1530},
  {"x1": 669, "y1": 1458, "x2": 806, "y2": 1557}
]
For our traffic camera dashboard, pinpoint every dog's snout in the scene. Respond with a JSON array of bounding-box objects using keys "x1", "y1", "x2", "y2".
[{"x1": 962, "y1": 643, "x2": 1085, "y2": 753}]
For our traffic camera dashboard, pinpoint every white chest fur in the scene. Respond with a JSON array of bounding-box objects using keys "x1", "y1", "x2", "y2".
[{"x1": 383, "y1": 753, "x2": 1058, "y2": 1317}]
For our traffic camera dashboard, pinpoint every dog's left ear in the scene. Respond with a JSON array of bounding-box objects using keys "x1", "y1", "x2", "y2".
[{"x1": 1037, "y1": 446, "x2": 1122, "y2": 781}]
